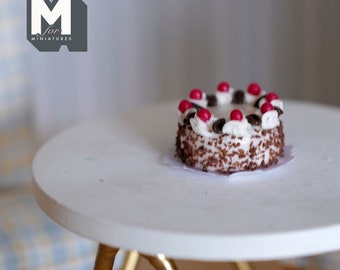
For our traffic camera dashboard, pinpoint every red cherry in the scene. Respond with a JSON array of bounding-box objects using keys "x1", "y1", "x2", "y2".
[
  {"x1": 230, "y1": 109, "x2": 243, "y2": 121},
  {"x1": 217, "y1": 81, "x2": 230, "y2": 92},
  {"x1": 261, "y1": 102, "x2": 274, "y2": 114},
  {"x1": 178, "y1": 99, "x2": 192, "y2": 113},
  {"x1": 266, "y1": 92, "x2": 279, "y2": 102},
  {"x1": 189, "y1": 88, "x2": 203, "y2": 100},
  {"x1": 197, "y1": 109, "x2": 211, "y2": 122},
  {"x1": 247, "y1": 82, "x2": 261, "y2": 96}
]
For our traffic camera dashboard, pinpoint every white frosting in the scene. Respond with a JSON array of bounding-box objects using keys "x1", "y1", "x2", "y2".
[
  {"x1": 261, "y1": 110, "x2": 279, "y2": 129},
  {"x1": 245, "y1": 91, "x2": 265, "y2": 104},
  {"x1": 258, "y1": 97, "x2": 267, "y2": 108},
  {"x1": 258, "y1": 98, "x2": 284, "y2": 111},
  {"x1": 189, "y1": 114, "x2": 216, "y2": 137},
  {"x1": 178, "y1": 88, "x2": 284, "y2": 138},
  {"x1": 216, "y1": 87, "x2": 234, "y2": 106},
  {"x1": 222, "y1": 118, "x2": 252, "y2": 137},
  {"x1": 271, "y1": 99, "x2": 283, "y2": 110},
  {"x1": 177, "y1": 108, "x2": 197, "y2": 125},
  {"x1": 189, "y1": 93, "x2": 208, "y2": 108}
]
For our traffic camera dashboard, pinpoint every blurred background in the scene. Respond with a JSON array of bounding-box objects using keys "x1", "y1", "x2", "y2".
[
  {"x1": 27, "y1": 0, "x2": 340, "y2": 140},
  {"x1": 1, "y1": 0, "x2": 340, "y2": 269}
]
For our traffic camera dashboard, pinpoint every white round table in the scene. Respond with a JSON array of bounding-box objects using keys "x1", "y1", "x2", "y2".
[{"x1": 33, "y1": 100, "x2": 340, "y2": 264}]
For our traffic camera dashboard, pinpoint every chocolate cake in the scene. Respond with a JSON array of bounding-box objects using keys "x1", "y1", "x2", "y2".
[{"x1": 176, "y1": 82, "x2": 285, "y2": 174}]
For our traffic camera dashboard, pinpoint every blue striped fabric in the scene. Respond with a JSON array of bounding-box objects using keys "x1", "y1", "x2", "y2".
[
  {"x1": 0, "y1": 187, "x2": 97, "y2": 270},
  {"x1": 0, "y1": 2, "x2": 98, "y2": 269},
  {"x1": 0, "y1": 0, "x2": 35, "y2": 187}
]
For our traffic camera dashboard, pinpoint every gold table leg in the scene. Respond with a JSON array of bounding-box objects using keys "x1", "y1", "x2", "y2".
[
  {"x1": 142, "y1": 254, "x2": 178, "y2": 270},
  {"x1": 121, "y1": 250, "x2": 140, "y2": 270},
  {"x1": 93, "y1": 244, "x2": 251, "y2": 270},
  {"x1": 234, "y1": 261, "x2": 253, "y2": 270},
  {"x1": 94, "y1": 244, "x2": 119, "y2": 270}
]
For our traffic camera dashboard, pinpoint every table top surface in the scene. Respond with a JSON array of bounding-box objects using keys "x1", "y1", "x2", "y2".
[{"x1": 33, "y1": 100, "x2": 340, "y2": 261}]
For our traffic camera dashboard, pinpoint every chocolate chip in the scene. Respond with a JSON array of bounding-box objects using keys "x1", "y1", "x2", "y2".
[
  {"x1": 246, "y1": 114, "x2": 262, "y2": 125},
  {"x1": 274, "y1": 106, "x2": 284, "y2": 115},
  {"x1": 206, "y1": 94, "x2": 217, "y2": 107},
  {"x1": 212, "y1": 118, "x2": 226, "y2": 134},
  {"x1": 232, "y1": 90, "x2": 245, "y2": 104},
  {"x1": 254, "y1": 95, "x2": 267, "y2": 108},
  {"x1": 190, "y1": 102, "x2": 204, "y2": 111},
  {"x1": 183, "y1": 112, "x2": 195, "y2": 125}
]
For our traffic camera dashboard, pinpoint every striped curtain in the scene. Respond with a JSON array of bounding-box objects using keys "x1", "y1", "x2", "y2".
[{"x1": 28, "y1": 0, "x2": 340, "y2": 140}]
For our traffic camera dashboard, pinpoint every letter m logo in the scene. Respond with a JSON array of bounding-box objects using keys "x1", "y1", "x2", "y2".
[
  {"x1": 27, "y1": 0, "x2": 87, "y2": 52},
  {"x1": 31, "y1": 0, "x2": 71, "y2": 35}
]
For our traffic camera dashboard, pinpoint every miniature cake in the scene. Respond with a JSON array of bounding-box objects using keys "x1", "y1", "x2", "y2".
[{"x1": 175, "y1": 82, "x2": 285, "y2": 174}]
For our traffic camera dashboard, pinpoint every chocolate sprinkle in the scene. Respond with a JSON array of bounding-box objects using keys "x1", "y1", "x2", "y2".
[
  {"x1": 232, "y1": 90, "x2": 245, "y2": 104},
  {"x1": 206, "y1": 94, "x2": 217, "y2": 107},
  {"x1": 254, "y1": 95, "x2": 266, "y2": 108},
  {"x1": 246, "y1": 114, "x2": 262, "y2": 125},
  {"x1": 183, "y1": 112, "x2": 196, "y2": 125},
  {"x1": 212, "y1": 118, "x2": 226, "y2": 134},
  {"x1": 275, "y1": 106, "x2": 284, "y2": 115},
  {"x1": 190, "y1": 102, "x2": 204, "y2": 111}
]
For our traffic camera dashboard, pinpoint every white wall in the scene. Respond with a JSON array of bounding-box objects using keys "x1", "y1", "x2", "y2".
[{"x1": 25, "y1": 0, "x2": 340, "y2": 140}]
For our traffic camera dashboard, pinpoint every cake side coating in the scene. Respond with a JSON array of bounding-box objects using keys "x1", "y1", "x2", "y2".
[{"x1": 176, "y1": 121, "x2": 284, "y2": 174}]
